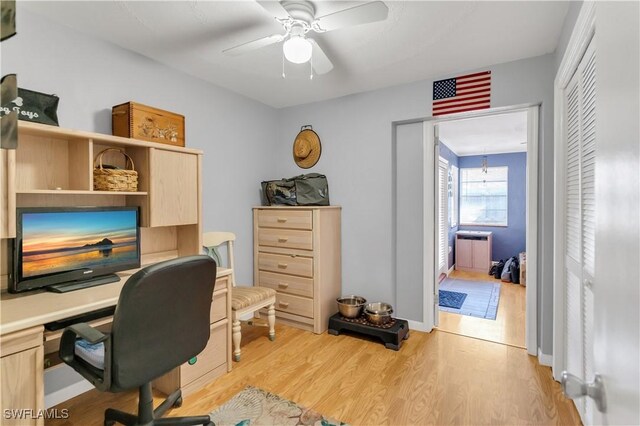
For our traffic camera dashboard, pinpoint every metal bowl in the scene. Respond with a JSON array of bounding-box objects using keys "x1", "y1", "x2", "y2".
[
  {"x1": 364, "y1": 302, "x2": 394, "y2": 325},
  {"x1": 336, "y1": 295, "x2": 367, "y2": 318}
]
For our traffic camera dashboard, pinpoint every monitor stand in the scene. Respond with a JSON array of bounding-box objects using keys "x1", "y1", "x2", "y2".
[{"x1": 46, "y1": 274, "x2": 120, "y2": 293}]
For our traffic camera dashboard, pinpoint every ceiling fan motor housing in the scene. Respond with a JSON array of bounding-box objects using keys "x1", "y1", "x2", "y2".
[{"x1": 281, "y1": 0, "x2": 316, "y2": 23}]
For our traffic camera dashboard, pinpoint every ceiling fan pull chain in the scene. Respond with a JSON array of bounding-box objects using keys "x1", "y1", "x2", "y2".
[
  {"x1": 282, "y1": 51, "x2": 286, "y2": 79},
  {"x1": 310, "y1": 55, "x2": 314, "y2": 80}
]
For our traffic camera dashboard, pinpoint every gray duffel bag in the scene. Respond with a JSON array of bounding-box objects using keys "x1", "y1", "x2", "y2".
[{"x1": 261, "y1": 173, "x2": 330, "y2": 206}]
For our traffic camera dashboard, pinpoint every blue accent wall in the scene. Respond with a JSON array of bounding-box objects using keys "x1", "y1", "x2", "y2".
[
  {"x1": 438, "y1": 142, "x2": 459, "y2": 269},
  {"x1": 458, "y1": 152, "x2": 527, "y2": 261}
]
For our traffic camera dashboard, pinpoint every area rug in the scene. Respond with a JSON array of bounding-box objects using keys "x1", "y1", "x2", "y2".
[
  {"x1": 439, "y1": 290, "x2": 467, "y2": 309},
  {"x1": 439, "y1": 278, "x2": 501, "y2": 320},
  {"x1": 209, "y1": 386, "x2": 348, "y2": 426}
]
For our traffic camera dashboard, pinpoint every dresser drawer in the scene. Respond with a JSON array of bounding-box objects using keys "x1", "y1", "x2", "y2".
[
  {"x1": 275, "y1": 293, "x2": 313, "y2": 318},
  {"x1": 258, "y1": 228, "x2": 313, "y2": 251},
  {"x1": 258, "y1": 253, "x2": 313, "y2": 278},
  {"x1": 210, "y1": 290, "x2": 227, "y2": 324},
  {"x1": 257, "y1": 209, "x2": 312, "y2": 230},
  {"x1": 180, "y1": 322, "x2": 226, "y2": 387},
  {"x1": 259, "y1": 271, "x2": 313, "y2": 298}
]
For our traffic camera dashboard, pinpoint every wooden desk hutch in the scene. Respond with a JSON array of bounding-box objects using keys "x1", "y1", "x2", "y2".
[{"x1": 0, "y1": 122, "x2": 231, "y2": 425}]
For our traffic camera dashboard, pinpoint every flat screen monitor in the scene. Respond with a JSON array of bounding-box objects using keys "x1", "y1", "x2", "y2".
[{"x1": 10, "y1": 206, "x2": 140, "y2": 293}]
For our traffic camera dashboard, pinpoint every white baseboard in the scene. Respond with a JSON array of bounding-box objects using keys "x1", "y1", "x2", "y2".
[
  {"x1": 538, "y1": 348, "x2": 553, "y2": 366},
  {"x1": 44, "y1": 364, "x2": 93, "y2": 409},
  {"x1": 405, "y1": 319, "x2": 431, "y2": 332}
]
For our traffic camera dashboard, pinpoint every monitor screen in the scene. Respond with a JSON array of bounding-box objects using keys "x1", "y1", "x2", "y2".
[{"x1": 11, "y1": 207, "x2": 140, "y2": 292}]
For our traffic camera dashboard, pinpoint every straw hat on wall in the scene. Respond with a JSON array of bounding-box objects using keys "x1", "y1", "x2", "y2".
[{"x1": 293, "y1": 126, "x2": 321, "y2": 169}]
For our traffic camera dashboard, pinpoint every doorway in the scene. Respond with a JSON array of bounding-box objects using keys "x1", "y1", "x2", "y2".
[
  {"x1": 435, "y1": 110, "x2": 530, "y2": 347},
  {"x1": 392, "y1": 104, "x2": 538, "y2": 354},
  {"x1": 422, "y1": 105, "x2": 539, "y2": 354}
]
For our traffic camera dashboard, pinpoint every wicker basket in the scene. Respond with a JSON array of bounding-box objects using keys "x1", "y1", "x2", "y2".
[{"x1": 93, "y1": 148, "x2": 138, "y2": 192}]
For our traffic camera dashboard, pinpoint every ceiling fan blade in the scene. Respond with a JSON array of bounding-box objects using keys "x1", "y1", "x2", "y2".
[
  {"x1": 309, "y1": 39, "x2": 333, "y2": 75},
  {"x1": 256, "y1": 1, "x2": 291, "y2": 20},
  {"x1": 313, "y1": 1, "x2": 388, "y2": 32},
  {"x1": 223, "y1": 34, "x2": 284, "y2": 56}
]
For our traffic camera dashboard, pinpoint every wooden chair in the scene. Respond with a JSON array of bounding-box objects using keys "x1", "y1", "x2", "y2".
[{"x1": 203, "y1": 232, "x2": 275, "y2": 362}]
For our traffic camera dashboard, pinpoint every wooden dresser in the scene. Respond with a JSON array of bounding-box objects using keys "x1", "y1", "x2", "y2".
[{"x1": 253, "y1": 206, "x2": 341, "y2": 334}]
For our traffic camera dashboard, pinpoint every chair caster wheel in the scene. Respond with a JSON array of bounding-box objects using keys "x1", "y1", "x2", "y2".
[
  {"x1": 206, "y1": 422, "x2": 214, "y2": 426},
  {"x1": 173, "y1": 396, "x2": 183, "y2": 408}
]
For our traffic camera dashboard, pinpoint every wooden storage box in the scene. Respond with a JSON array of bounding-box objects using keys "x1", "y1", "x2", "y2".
[{"x1": 112, "y1": 101, "x2": 185, "y2": 147}]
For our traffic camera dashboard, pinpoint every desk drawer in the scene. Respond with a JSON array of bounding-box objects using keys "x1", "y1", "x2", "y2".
[
  {"x1": 258, "y1": 228, "x2": 313, "y2": 251},
  {"x1": 180, "y1": 322, "x2": 226, "y2": 387},
  {"x1": 259, "y1": 271, "x2": 313, "y2": 298},
  {"x1": 258, "y1": 253, "x2": 313, "y2": 278},
  {"x1": 275, "y1": 293, "x2": 313, "y2": 318},
  {"x1": 210, "y1": 290, "x2": 227, "y2": 324},
  {"x1": 257, "y1": 209, "x2": 312, "y2": 230}
]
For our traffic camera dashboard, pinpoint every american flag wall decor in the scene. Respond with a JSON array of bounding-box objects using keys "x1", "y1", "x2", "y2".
[{"x1": 432, "y1": 71, "x2": 491, "y2": 116}]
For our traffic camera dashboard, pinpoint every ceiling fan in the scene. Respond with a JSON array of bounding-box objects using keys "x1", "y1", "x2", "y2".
[{"x1": 223, "y1": 0, "x2": 389, "y2": 77}]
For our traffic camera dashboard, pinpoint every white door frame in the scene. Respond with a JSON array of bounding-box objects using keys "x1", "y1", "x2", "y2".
[
  {"x1": 552, "y1": 1, "x2": 596, "y2": 381},
  {"x1": 395, "y1": 103, "x2": 539, "y2": 355}
]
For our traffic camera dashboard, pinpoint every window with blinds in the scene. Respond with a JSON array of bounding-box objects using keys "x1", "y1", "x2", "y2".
[
  {"x1": 438, "y1": 158, "x2": 449, "y2": 272},
  {"x1": 460, "y1": 166, "x2": 508, "y2": 226},
  {"x1": 449, "y1": 165, "x2": 459, "y2": 228}
]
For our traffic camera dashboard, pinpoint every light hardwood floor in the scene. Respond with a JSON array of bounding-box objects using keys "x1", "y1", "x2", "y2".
[
  {"x1": 48, "y1": 323, "x2": 580, "y2": 426},
  {"x1": 438, "y1": 270, "x2": 526, "y2": 348}
]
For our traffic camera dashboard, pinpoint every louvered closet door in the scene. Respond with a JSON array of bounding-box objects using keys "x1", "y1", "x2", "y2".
[
  {"x1": 438, "y1": 157, "x2": 449, "y2": 275},
  {"x1": 563, "y1": 38, "x2": 596, "y2": 425}
]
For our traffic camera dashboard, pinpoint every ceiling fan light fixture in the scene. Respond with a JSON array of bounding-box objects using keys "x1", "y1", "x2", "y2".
[{"x1": 283, "y1": 35, "x2": 312, "y2": 64}]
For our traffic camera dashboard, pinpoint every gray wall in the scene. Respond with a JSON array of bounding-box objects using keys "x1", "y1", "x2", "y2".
[
  {"x1": 555, "y1": 1, "x2": 584, "y2": 70},
  {"x1": 394, "y1": 122, "x2": 425, "y2": 321},
  {"x1": 1, "y1": 8, "x2": 279, "y2": 284},
  {"x1": 276, "y1": 54, "x2": 557, "y2": 353}
]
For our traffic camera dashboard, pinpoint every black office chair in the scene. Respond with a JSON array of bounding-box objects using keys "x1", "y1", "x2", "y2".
[{"x1": 59, "y1": 255, "x2": 217, "y2": 426}]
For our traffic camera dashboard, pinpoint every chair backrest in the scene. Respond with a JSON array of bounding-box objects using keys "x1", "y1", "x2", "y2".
[
  {"x1": 203, "y1": 231, "x2": 237, "y2": 287},
  {"x1": 110, "y1": 255, "x2": 217, "y2": 390}
]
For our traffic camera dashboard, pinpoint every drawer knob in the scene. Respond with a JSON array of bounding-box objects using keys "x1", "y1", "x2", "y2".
[
  {"x1": 278, "y1": 237, "x2": 289, "y2": 243},
  {"x1": 279, "y1": 302, "x2": 290, "y2": 308},
  {"x1": 277, "y1": 217, "x2": 287, "y2": 223},
  {"x1": 278, "y1": 263, "x2": 288, "y2": 269},
  {"x1": 278, "y1": 282, "x2": 289, "y2": 288}
]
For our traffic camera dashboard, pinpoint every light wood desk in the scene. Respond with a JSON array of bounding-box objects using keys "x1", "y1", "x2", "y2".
[{"x1": 0, "y1": 267, "x2": 232, "y2": 426}]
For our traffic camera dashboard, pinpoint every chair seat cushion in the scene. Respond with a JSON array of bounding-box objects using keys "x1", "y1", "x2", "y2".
[
  {"x1": 74, "y1": 339, "x2": 105, "y2": 370},
  {"x1": 232, "y1": 287, "x2": 276, "y2": 311}
]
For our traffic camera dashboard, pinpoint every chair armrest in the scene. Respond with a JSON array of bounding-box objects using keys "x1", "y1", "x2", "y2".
[
  {"x1": 59, "y1": 322, "x2": 112, "y2": 391},
  {"x1": 59, "y1": 323, "x2": 107, "y2": 362},
  {"x1": 64, "y1": 323, "x2": 108, "y2": 344}
]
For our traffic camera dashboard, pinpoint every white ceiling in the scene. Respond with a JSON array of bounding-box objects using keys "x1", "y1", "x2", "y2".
[
  {"x1": 23, "y1": 1, "x2": 570, "y2": 108},
  {"x1": 438, "y1": 110, "x2": 528, "y2": 156}
]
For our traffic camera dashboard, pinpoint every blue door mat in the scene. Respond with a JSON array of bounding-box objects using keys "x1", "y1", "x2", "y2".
[{"x1": 439, "y1": 290, "x2": 467, "y2": 309}]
